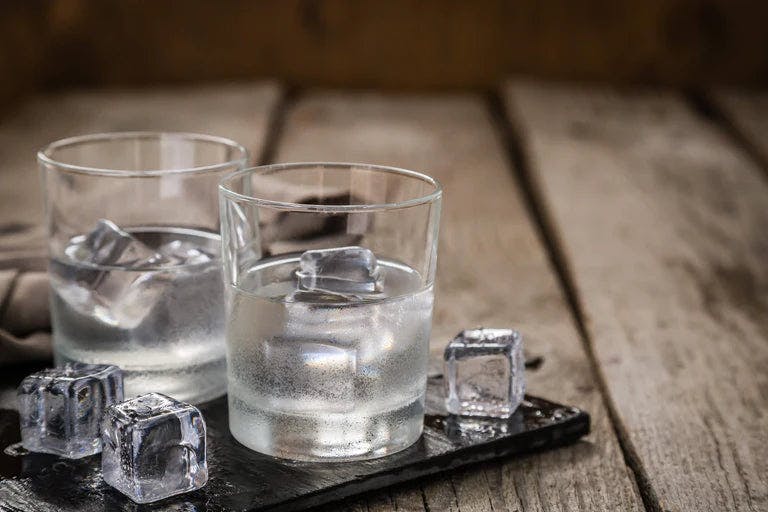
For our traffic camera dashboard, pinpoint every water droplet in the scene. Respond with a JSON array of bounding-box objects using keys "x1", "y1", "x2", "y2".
[
  {"x1": 3, "y1": 442, "x2": 28, "y2": 457},
  {"x1": 423, "y1": 414, "x2": 446, "y2": 430}
]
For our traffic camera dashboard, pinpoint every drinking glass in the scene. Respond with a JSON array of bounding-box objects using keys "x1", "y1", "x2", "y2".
[
  {"x1": 39, "y1": 132, "x2": 248, "y2": 403},
  {"x1": 219, "y1": 162, "x2": 442, "y2": 461}
]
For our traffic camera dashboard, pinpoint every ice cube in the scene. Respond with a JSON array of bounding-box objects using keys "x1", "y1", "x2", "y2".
[
  {"x1": 52, "y1": 265, "x2": 169, "y2": 329},
  {"x1": 157, "y1": 239, "x2": 214, "y2": 266},
  {"x1": 444, "y1": 328, "x2": 525, "y2": 418},
  {"x1": 65, "y1": 219, "x2": 162, "y2": 267},
  {"x1": 101, "y1": 393, "x2": 207, "y2": 504},
  {"x1": 18, "y1": 363, "x2": 123, "y2": 458},
  {"x1": 54, "y1": 220, "x2": 171, "y2": 329},
  {"x1": 284, "y1": 282, "x2": 430, "y2": 387},
  {"x1": 295, "y1": 246, "x2": 382, "y2": 298}
]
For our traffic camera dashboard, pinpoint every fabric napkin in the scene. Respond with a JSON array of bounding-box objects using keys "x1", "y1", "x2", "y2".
[{"x1": 0, "y1": 223, "x2": 51, "y2": 365}]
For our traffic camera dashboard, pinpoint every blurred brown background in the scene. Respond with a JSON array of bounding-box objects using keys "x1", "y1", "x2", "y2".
[{"x1": 3, "y1": 0, "x2": 768, "y2": 113}]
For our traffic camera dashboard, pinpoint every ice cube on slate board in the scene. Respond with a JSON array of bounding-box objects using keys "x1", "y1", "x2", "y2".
[
  {"x1": 101, "y1": 393, "x2": 207, "y2": 503},
  {"x1": 18, "y1": 363, "x2": 123, "y2": 458},
  {"x1": 444, "y1": 328, "x2": 525, "y2": 418},
  {"x1": 295, "y1": 246, "x2": 382, "y2": 298}
]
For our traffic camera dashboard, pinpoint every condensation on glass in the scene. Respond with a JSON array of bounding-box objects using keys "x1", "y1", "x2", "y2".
[{"x1": 219, "y1": 163, "x2": 442, "y2": 461}]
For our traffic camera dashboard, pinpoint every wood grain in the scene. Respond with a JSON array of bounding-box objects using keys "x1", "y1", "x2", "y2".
[
  {"x1": 504, "y1": 81, "x2": 768, "y2": 511},
  {"x1": 276, "y1": 92, "x2": 643, "y2": 511}
]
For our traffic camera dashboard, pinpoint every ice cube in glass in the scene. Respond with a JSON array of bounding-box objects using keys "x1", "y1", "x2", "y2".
[
  {"x1": 55, "y1": 219, "x2": 168, "y2": 329},
  {"x1": 444, "y1": 328, "x2": 525, "y2": 418},
  {"x1": 18, "y1": 363, "x2": 123, "y2": 458},
  {"x1": 101, "y1": 393, "x2": 207, "y2": 503},
  {"x1": 68, "y1": 219, "x2": 162, "y2": 267},
  {"x1": 295, "y1": 246, "x2": 382, "y2": 297}
]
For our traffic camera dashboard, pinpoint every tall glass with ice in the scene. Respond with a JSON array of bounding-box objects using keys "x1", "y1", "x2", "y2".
[
  {"x1": 219, "y1": 163, "x2": 442, "y2": 461},
  {"x1": 39, "y1": 132, "x2": 247, "y2": 403}
]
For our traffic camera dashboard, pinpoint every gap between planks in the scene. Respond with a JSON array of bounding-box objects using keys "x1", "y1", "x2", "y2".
[
  {"x1": 503, "y1": 81, "x2": 768, "y2": 512},
  {"x1": 486, "y1": 90, "x2": 659, "y2": 512},
  {"x1": 257, "y1": 86, "x2": 299, "y2": 166}
]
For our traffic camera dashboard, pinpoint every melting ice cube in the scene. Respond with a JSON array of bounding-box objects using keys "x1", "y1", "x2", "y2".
[
  {"x1": 444, "y1": 328, "x2": 525, "y2": 418},
  {"x1": 101, "y1": 393, "x2": 207, "y2": 504},
  {"x1": 18, "y1": 363, "x2": 124, "y2": 458},
  {"x1": 295, "y1": 246, "x2": 382, "y2": 298}
]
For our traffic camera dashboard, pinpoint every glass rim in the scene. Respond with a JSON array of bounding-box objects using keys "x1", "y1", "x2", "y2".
[
  {"x1": 37, "y1": 131, "x2": 249, "y2": 177},
  {"x1": 218, "y1": 162, "x2": 443, "y2": 213}
]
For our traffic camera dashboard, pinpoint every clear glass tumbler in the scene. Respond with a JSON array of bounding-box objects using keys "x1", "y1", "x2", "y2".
[
  {"x1": 39, "y1": 132, "x2": 248, "y2": 403},
  {"x1": 219, "y1": 163, "x2": 442, "y2": 461}
]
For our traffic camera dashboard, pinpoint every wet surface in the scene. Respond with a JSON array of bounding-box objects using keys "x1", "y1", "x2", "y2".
[
  {"x1": 524, "y1": 354, "x2": 545, "y2": 370},
  {"x1": 0, "y1": 375, "x2": 589, "y2": 511}
]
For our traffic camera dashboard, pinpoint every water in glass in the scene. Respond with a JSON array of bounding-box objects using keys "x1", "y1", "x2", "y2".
[
  {"x1": 226, "y1": 247, "x2": 433, "y2": 461},
  {"x1": 49, "y1": 221, "x2": 225, "y2": 403}
]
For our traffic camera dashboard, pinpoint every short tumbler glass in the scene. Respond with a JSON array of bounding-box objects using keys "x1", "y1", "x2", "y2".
[
  {"x1": 39, "y1": 132, "x2": 248, "y2": 403},
  {"x1": 219, "y1": 162, "x2": 442, "y2": 461}
]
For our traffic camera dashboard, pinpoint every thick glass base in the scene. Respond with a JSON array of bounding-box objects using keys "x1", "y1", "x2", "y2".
[{"x1": 228, "y1": 394, "x2": 425, "y2": 461}]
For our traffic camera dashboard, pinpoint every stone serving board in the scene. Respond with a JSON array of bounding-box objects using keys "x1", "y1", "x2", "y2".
[{"x1": 0, "y1": 376, "x2": 589, "y2": 511}]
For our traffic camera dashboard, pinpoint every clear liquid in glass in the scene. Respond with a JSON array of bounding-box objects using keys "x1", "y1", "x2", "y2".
[
  {"x1": 49, "y1": 227, "x2": 226, "y2": 404},
  {"x1": 226, "y1": 253, "x2": 433, "y2": 461}
]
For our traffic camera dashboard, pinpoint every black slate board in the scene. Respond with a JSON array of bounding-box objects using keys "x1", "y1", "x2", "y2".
[{"x1": 0, "y1": 376, "x2": 589, "y2": 511}]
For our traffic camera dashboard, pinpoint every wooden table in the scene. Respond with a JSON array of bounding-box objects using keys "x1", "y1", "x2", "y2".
[{"x1": 0, "y1": 82, "x2": 765, "y2": 511}]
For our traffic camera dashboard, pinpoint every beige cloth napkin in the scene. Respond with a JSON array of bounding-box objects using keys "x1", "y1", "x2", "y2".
[{"x1": 0, "y1": 223, "x2": 51, "y2": 365}]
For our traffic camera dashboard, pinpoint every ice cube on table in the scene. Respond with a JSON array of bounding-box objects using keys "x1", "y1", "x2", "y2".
[
  {"x1": 101, "y1": 393, "x2": 207, "y2": 504},
  {"x1": 295, "y1": 246, "x2": 382, "y2": 298},
  {"x1": 18, "y1": 363, "x2": 123, "y2": 458},
  {"x1": 444, "y1": 328, "x2": 525, "y2": 418}
]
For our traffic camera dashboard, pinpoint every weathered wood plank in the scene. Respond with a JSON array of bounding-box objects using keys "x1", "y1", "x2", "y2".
[
  {"x1": 391, "y1": 487, "x2": 428, "y2": 512},
  {"x1": 276, "y1": 92, "x2": 643, "y2": 511},
  {"x1": 421, "y1": 478, "x2": 460, "y2": 512},
  {"x1": 505, "y1": 81, "x2": 768, "y2": 512},
  {"x1": 0, "y1": 82, "x2": 282, "y2": 239},
  {"x1": 710, "y1": 89, "x2": 768, "y2": 172},
  {"x1": 365, "y1": 493, "x2": 399, "y2": 512}
]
